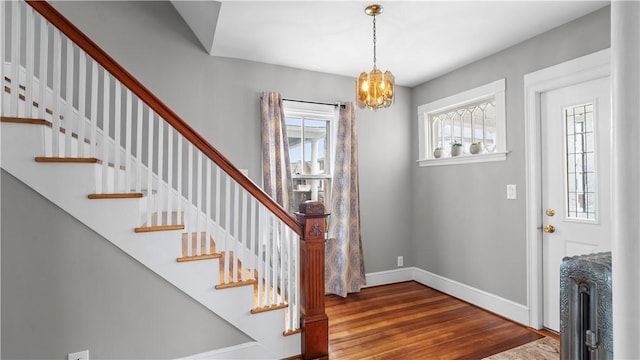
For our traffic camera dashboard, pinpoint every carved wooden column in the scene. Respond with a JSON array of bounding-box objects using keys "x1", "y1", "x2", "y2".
[{"x1": 296, "y1": 201, "x2": 329, "y2": 360}]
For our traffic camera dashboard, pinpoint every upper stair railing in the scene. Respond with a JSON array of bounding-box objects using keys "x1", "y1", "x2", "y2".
[{"x1": 2, "y1": 0, "x2": 306, "y2": 335}]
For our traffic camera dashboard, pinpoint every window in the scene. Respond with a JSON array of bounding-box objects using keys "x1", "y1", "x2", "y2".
[
  {"x1": 565, "y1": 102, "x2": 597, "y2": 221},
  {"x1": 283, "y1": 101, "x2": 336, "y2": 211},
  {"x1": 417, "y1": 79, "x2": 507, "y2": 166}
]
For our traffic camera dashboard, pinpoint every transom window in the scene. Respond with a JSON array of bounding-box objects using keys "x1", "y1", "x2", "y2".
[
  {"x1": 283, "y1": 101, "x2": 336, "y2": 211},
  {"x1": 430, "y1": 99, "x2": 497, "y2": 154},
  {"x1": 417, "y1": 79, "x2": 507, "y2": 166}
]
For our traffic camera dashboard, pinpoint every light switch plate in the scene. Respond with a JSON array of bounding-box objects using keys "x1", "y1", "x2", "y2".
[{"x1": 506, "y1": 184, "x2": 517, "y2": 200}]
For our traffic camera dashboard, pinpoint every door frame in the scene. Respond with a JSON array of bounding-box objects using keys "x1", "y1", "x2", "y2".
[{"x1": 523, "y1": 48, "x2": 610, "y2": 329}]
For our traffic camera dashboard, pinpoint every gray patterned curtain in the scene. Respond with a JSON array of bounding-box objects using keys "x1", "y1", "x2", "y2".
[
  {"x1": 260, "y1": 92, "x2": 294, "y2": 213},
  {"x1": 326, "y1": 102, "x2": 366, "y2": 297}
]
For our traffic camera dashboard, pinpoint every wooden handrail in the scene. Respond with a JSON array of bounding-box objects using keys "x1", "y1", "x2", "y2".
[{"x1": 25, "y1": 0, "x2": 303, "y2": 236}]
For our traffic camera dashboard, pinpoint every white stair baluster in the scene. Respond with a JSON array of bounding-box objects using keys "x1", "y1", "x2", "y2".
[
  {"x1": 146, "y1": 108, "x2": 154, "y2": 227},
  {"x1": 285, "y1": 227, "x2": 292, "y2": 320},
  {"x1": 156, "y1": 119, "x2": 164, "y2": 225},
  {"x1": 250, "y1": 198, "x2": 257, "y2": 284},
  {"x1": 24, "y1": 5, "x2": 34, "y2": 118},
  {"x1": 135, "y1": 99, "x2": 143, "y2": 193},
  {"x1": 166, "y1": 126, "x2": 173, "y2": 226},
  {"x1": 293, "y1": 226, "x2": 300, "y2": 329},
  {"x1": 205, "y1": 161, "x2": 211, "y2": 255},
  {"x1": 224, "y1": 175, "x2": 231, "y2": 284},
  {"x1": 258, "y1": 205, "x2": 266, "y2": 308},
  {"x1": 113, "y1": 82, "x2": 121, "y2": 192},
  {"x1": 89, "y1": 59, "x2": 98, "y2": 160},
  {"x1": 215, "y1": 167, "x2": 221, "y2": 227},
  {"x1": 10, "y1": 1, "x2": 20, "y2": 116},
  {"x1": 176, "y1": 134, "x2": 183, "y2": 227},
  {"x1": 51, "y1": 30, "x2": 61, "y2": 157},
  {"x1": 278, "y1": 221, "x2": 284, "y2": 304},
  {"x1": 233, "y1": 182, "x2": 240, "y2": 282},
  {"x1": 64, "y1": 38, "x2": 73, "y2": 157},
  {"x1": 77, "y1": 52, "x2": 87, "y2": 158},
  {"x1": 187, "y1": 143, "x2": 194, "y2": 256},
  {"x1": 273, "y1": 215, "x2": 280, "y2": 306},
  {"x1": 124, "y1": 89, "x2": 132, "y2": 191},
  {"x1": 38, "y1": 16, "x2": 48, "y2": 122},
  {"x1": 101, "y1": 70, "x2": 110, "y2": 193},
  {"x1": 241, "y1": 190, "x2": 248, "y2": 281},
  {"x1": 196, "y1": 151, "x2": 202, "y2": 255}
]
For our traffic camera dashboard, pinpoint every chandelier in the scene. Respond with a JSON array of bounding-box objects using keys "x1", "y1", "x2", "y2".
[{"x1": 356, "y1": 4, "x2": 395, "y2": 111}]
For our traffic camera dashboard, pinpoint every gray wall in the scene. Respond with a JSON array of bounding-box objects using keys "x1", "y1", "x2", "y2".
[
  {"x1": 1, "y1": 170, "x2": 251, "y2": 359},
  {"x1": 410, "y1": 6, "x2": 610, "y2": 304}
]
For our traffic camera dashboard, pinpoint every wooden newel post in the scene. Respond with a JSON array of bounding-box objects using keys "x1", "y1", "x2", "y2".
[{"x1": 295, "y1": 201, "x2": 330, "y2": 360}]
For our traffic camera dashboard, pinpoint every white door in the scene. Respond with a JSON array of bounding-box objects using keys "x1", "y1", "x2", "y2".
[{"x1": 540, "y1": 76, "x2": 611, "y2": 332}]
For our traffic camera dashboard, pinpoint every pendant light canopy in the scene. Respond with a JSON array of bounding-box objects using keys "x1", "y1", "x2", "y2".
[{"x1": 356, "y1": 4, "x2": 395, "y2": 111}]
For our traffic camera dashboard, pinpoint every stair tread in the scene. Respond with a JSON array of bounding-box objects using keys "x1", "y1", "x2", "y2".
[
  {"x1": 177, "y1": 253, "x2": 223, "y2": 262},
  {"x1": 251, "y1": 303, "x2": 289, "y2": 314},
  {"x1": 35, "y1": 157, "x2": 99, "y2": 163},
  {"x1": 283, "y1": 329, "x2": 302, "y2": 337},
  {"x1": 135, "y1": 212, "x2": 185, "y2": 232},
  {"x1": 1, "y1": 116, "x2": 51, "y2": 126},
  {"x1": 2, "y1": 116, "x2": 92, "y2": 145},
  {"x1": 215, "y1": 278, "x2": 258, "y2": 289},
  {"x1": 134, "y1": 224, "x2": 185, "y2": 233}
]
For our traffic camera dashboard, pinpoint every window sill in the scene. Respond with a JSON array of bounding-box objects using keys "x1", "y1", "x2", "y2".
[{"x1": 417, "y1": 151, "x2": 509, "y2": 167}]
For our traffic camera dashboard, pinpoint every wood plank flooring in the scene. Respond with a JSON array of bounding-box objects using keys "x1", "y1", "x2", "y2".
[{"x1": 325, "y1": 281, "x2": 543, "y2": 359}]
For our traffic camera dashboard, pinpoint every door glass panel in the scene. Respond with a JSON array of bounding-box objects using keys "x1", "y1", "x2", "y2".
[{"x1": 565, "y1": 103, "x2": 596, "y2": 221}]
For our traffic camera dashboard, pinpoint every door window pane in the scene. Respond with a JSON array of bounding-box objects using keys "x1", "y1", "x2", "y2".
[{"x1": 565, "y1": 103, "x2": 596, "y2": 220}]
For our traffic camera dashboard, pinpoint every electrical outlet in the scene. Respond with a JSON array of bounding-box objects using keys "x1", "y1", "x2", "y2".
[
  {"x1": 68, "y1": 350, "x2": 89, "y2": 360},
  {"x1": 397, "y1": 256, "x2": 403, "y2": 267}
]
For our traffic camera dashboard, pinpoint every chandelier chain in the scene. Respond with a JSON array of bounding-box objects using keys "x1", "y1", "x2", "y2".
[{"x1": 372, "y1": 15, "x2": 377, "y2": 68}]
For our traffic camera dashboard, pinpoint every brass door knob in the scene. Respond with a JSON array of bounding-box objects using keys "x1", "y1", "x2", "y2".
[{"x1": 543, "y1": 225, "x2": 556, "y2": 233}]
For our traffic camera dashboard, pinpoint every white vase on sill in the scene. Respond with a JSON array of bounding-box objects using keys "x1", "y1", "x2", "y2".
[{"x1": 450, "y1": 145, "x2": 463, "y2": 157}]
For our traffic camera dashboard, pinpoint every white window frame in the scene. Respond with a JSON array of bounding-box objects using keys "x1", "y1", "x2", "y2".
[
  {"x1": 417, "y1": 79, "x2": 508, "y2": 167},
  {"x1": 283, "y1": 100, "x2": 337, "y2": 210}
]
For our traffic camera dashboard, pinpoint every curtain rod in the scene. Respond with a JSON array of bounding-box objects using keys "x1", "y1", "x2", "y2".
[{"x1": 283, "y1": 98, "x2": 345, "y2": 108}]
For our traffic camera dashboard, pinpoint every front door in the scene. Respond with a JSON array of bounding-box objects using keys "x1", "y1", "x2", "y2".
[{"x1": 540, "y1": 76, "x2": 611, "y2": 332}]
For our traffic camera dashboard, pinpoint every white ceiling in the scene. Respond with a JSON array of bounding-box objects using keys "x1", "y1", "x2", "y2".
[{"x1": 173, "y1": 1, "x2": 609, "y2": 87}]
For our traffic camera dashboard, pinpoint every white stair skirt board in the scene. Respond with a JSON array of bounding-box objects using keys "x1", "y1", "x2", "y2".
[
  {"x1": 176, "y1": 342, "x2": 278, "y2": 360},
  {"x1": 0, "y1": 121, "x2": 300, "y2": 359},
  {"x1": 365, "y1": 267, "x2": 530, "y2": 326}
]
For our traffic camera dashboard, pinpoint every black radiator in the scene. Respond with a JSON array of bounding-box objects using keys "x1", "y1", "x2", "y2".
[{"x1": 560, "y1": 252, "x2": 612, "y2": 359}]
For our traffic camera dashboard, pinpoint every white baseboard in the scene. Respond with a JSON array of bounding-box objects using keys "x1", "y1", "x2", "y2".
[
  {"x1": 365, "y1": 267, "x2": 530, "y2": 326},
  {"x1": 176, "y1": 341, "x2": 278, "y2": 360}
]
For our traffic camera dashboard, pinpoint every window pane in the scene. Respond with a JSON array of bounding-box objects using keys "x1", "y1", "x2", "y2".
[
  {"x1": 293, "y1": 178, "x2": 331, "y2": 210},
  {"x1": 565, "y1": 103, "x2": 597, "y2": 221},
  {"x1": 303, "y1": 119, "x2": 328, "y2": 175},
  {"x1": 427, "y1": 97, "x2": 498, "y2": 158},
  {"x1": 286, "y1": 117, "x2": 304, "y2": 174}
]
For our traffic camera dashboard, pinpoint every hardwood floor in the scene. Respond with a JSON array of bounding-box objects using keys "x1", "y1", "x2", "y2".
[{"x1": 325, "y1": 281, "x2": 543, "y2": 359}]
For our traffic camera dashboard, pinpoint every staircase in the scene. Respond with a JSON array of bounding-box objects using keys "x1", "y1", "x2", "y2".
[{"x1": 1, "y1": 1, "x2": 307, "y2": 358}]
